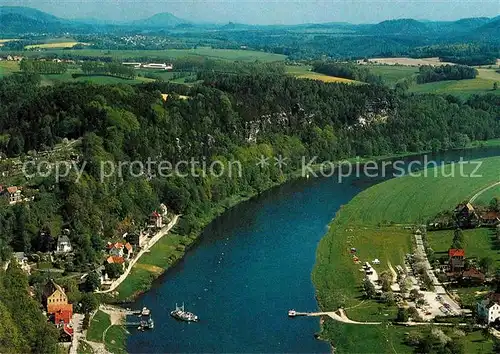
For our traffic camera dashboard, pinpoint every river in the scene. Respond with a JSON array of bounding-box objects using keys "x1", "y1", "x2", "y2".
[{"x1": 128, "y1": 147, "x2": 500, "y2": 353}]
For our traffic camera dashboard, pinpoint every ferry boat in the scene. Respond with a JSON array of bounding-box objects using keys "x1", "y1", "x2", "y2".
[{"x1": 170, "y1": 303, "x2": 199, "y2": 322}]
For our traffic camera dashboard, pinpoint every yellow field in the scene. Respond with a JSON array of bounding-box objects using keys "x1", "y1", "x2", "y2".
[
  {"x1": 295, "y1": 72, "x2": 357, "y2": 83},
  {"x1": 133, "y1": 263, "x2": 164, "y2": 275},
  {"x1": 477, "y1": 68, "x2": 500, "y2": 81},
  {"x1": 25, "y1": 42, "x2": 86, "y2": 49}
]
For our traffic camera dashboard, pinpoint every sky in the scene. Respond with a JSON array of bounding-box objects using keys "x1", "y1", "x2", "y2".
[{"x1": 1, "y1": 0, "x2": 499, "y2": 24}]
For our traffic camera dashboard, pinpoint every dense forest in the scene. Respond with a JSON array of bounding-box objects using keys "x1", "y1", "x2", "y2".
[{"x1": 416, "y1": 64, "x2": 477, "y2": 84}]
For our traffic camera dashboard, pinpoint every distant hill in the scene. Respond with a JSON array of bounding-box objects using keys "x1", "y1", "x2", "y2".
[
  {"x1": 471, "y1": 17, "x2": 500, "y2": 41},
  {"x1": 0, "y1": 6, "x2": 64, "y2": 32},
  {"x1": 365, "y1": 19, "x2": 430, "y2": 36},
  {"x1": 129, "y1": 12, "x2": 189, "y2": 28}
]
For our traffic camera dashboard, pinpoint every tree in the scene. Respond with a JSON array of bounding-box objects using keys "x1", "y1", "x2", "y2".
[
  {"x1": 363, "y1": 278, "x2": 376, "y2": 299},
  {"x1": 396, "y1": 307, "x2": 409, "y2": 322},
  {"x1": 490, "y1": 197, "x2": 500, "y2": 212},
  {"x1": 80, "y1": 293, "x2": 99, "y2": 314},
  {"x1": 84, "y1": 272, "x2": 101, "y2": 292},
  {"x1": 105, "y1": 263, "x2": 124, "y2": 279},
  {"x1": 381, "y1": 291, "x2": 395, "y2": 305},
  {"x1": 451, "y1": 228, "x2": 464, "y2": 249},
  {"x1": 479, "y1": 257, "x2": 494, "y2": 275},
  {"x1": 494, "y1": 82, "x2": 498, "y2": 91},
  {"x1": 379, "y1": 271, "x2": 392, "y2": 292}
]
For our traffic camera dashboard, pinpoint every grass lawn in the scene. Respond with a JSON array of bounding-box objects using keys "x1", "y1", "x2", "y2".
[
  {"x1": 365, "y1": 64, "x2": 418, "y2": 86},
  {"x1": 104, "y1": 325, "x2": 128, "y2": 354},
  {"x1": 286, "y1": 65, "x2": 359, "y2": 84},
  {"x1": 464, "y1": 330, "x2": 494, "y2": 353},
  {"x1": 114, "y1": 232, "x2": 193, "y2": 301},
  {"x1": 23, "y1": 47, "x2": 286, "y2": 62},
  {"x1": 313, "y1": 156, "x2": 500, "y2": 353},
  {"x1": 473, "y1": 184, "x2": 500, "y2": 206},
  {"x1": 86, "y1": 310, "x2": 111, "y2": 342},
  {"x1": 428, "y1": 228, "x2": 500, "y2": 267}
]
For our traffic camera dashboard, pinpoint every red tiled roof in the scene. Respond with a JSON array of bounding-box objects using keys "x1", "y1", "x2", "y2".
[
  {"x1": 449, "y1": 248, "x2": 465, "y2": 257},
  {"x1": 107, "y1": 242, "x2": 124, "y2": 250},
  {"x1": 151, "y1": 211, "x2": 161, "y2": 218},
  {"x1": 55, "y1": 309, "x2": 73, "y2": 324},
  {"x1": 6, "y1": 186, "x2": 18, "y2": 194},
  {"x1": 462, "y1": 268, "x2": 485, "y2": 279},
  {"x1": 107, "y1": 256, "x2": 125, "y2": 264},
  {"x1": 124, "y1": 242, "x2": 133, "y2": 251},
  {"x1": 481, "y1": 211, "x2": 500, "y2": 220},
  {"x1": 48, "y1": 303, "x2": 73, "y2": 315},
  {"x1": 63, "y1": 324, "x2": 73, "y2": 336}
]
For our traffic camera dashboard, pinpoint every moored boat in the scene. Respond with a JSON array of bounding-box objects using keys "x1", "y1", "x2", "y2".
[{"x1": 170, "y1": 303, "x2": 199, "y2": 322}]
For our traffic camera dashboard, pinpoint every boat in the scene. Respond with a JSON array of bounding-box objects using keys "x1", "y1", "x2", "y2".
[
  {"x1": 170, "y1": 303, "x2": 199, "y2": 322},
  {"x1": 288, "y1": 309, "x2": 297, "y2": 317}
]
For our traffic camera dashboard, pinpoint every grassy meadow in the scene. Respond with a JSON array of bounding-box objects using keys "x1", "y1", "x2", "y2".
[
  {"x1": 25, "y1": 41, "x2": 83, "y2": 49},
  {"x1": 365, "y1": 64, "x2": 418, "y2": 86},
  {"x1": 113, "y1": 231, "x2": 194, "y2": 301},
  {"x1": 313, "y1": 156, "x2": 500, "y2": 352},
  {"x1": 286, "y1": 65, "x2": 358, "y2": 83},
  {"x1": 22, "y1": 47, "x2": 286, "y2": 62},
  {"x1": 0, "y1": 60, "x2": 20, "y2": 77},
  {"x1": 86, "y1": 310, "x2": 111, "y2": 342},
  {"x1": 428, "y1": 228, "x2": 500, "y2": 266}
]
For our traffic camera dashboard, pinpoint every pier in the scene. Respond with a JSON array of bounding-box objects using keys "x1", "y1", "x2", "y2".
[{"x1": 288, "y1": 309, "x2": 381, "y2": 325}]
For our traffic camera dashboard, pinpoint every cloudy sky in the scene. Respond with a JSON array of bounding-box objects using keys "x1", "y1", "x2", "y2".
[{"x1": 1, "y1": 0, "x2": 499, "y2": 24}]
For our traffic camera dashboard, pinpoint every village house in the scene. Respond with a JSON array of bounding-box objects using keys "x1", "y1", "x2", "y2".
[
  {"x1": 107, "y1": 242, "x2": 124, "y2": 257},
  {"x1": 13, "y1": 252, "x2": 30, "y2": 274},
  {"x1": 56, "y1": 235, "x2": 73, "y2": 253},
  {"x1": 479, "y1": 211, "x2": 500, "y2": 226},
  {"x1": 107, "y1": 241, "x2": 133, "y2": 258},
  {"x1": 125, "y1": 230, "x2": 149, "y2": 248},
  {"x1": 461, "y1": 268, "x2": 486, "y2": 284},
  {"x1": 448, "y1": 248, "x2": 465, "y2": 272},
  {"x1": 454, "y1": 203, "x2": 479, "y2": 228},
  {"x1": 477, "y1": 293, "x2": 500, "y2": 324},
  {"x1": 43, "y1": 280, "x2": 73, "y2": 319},
  {"x1": 106, "y1": 256, "x2": 126, "y2": 271},
  {"x1": 150, "y1": 211, "x2": 163, "y2": 228},
  {"x1": 1, "y1": 186, "x2": 23, "y2": 204}
]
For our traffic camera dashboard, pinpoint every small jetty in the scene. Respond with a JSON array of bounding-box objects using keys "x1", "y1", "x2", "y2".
[
  {"x1": 125, "y1": 306, "x2": 155, "y2": 331},
  {"x1": 288, "y1": 309, "x2": 310, "y2": 317}
]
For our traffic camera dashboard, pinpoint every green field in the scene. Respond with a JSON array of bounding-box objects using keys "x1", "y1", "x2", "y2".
[
  {"x1": 428, "y1": 228, "x2": 500, "y2": 266},
  {"x1": 86, "y1": 310, "x2": 111, "y2": 342},
  {"x1": 409, "y1": 69, "x2": 500, "y2": 98},
  {"x1": 22, "y1": 47, "x2": 286, "y2": 62},
  {"x1": 313, "y1": 156, "x2": 500, "y2": 352},
  {"x1": 114, "y1": 232, "x2": 194, "y2": 301},
  {"x1": 0, "y1": 61, "x2": 19, "y2": 77},
  {"x1": 365, "y1": 64, "x2": 418, "y2": 86},
  {"x1": 286, "y1": 65, "x2": 359, "y2": 84}
]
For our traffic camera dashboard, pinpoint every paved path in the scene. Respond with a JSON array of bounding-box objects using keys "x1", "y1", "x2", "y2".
[
  {"x1": 96, "y1": 215, "x2": 179, "y2": 294},
  {"x1": 69, "y1": 313, "x2": 84, "y2": 354},
  {"x1": 302, "y1": 309, "x2": 381, "y2": 325},
  {"x1": 469, "y1": 181, "x2": 500, "y2": 204}
]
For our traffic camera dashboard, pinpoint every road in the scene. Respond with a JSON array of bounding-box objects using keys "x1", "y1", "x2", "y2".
[
  {"x1": 69, "y1": 313, "x2": 84, "y2": 354},
  {"x1": 96, "y1": 215, "x2": 179, "y2": 294},
  {"x1": 301, "y1": 309, "x2": 381, "y2": 325},
  {"x1": 414, "y1": 233, "x2": 461, "y2": 314},
  {"x1": 469, "y1": 181, "x2": 500, "y2": 204}
]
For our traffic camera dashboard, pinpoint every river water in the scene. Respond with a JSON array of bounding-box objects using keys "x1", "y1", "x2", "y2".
[{"x1": 128, "y1": 147, "x2": 500, "y2": 353}]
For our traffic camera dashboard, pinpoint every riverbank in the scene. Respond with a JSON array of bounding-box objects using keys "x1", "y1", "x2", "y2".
[
  {"x1": 312, "y1": 155, "x2": 500, "y2": 352},
  {"x1": 95, "y1": 143, "x2": 500, "y2": 353}
]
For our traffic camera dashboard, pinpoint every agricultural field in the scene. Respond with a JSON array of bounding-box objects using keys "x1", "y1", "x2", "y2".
[
  {"x1": 473, "y1": 184, "x2": 500, "y2": 206},
  {"x1": 25, "y1": 41, "x2": 84, "y2": 49},
  {"x1": 362, "y1": 57, "x2": 455, "y2": 66},
  {"x1": 409, "y1": 68, "x2": 500, "y2": 98},
  {"x1": 286, "y1": 65, "x2": 358, "y2": 84},
  {"x1": 22, "y1": 47, "x2": 286, "y2": 62},
  {"x1": 365, "y1": 64, "x2": 418, "y2": 86},
  {"x1": 0, "y1": 60, "x2": 19, "y2": 77},
  {"x1": 313, "y1": 156, "x2": 500, "y2": 353}
]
